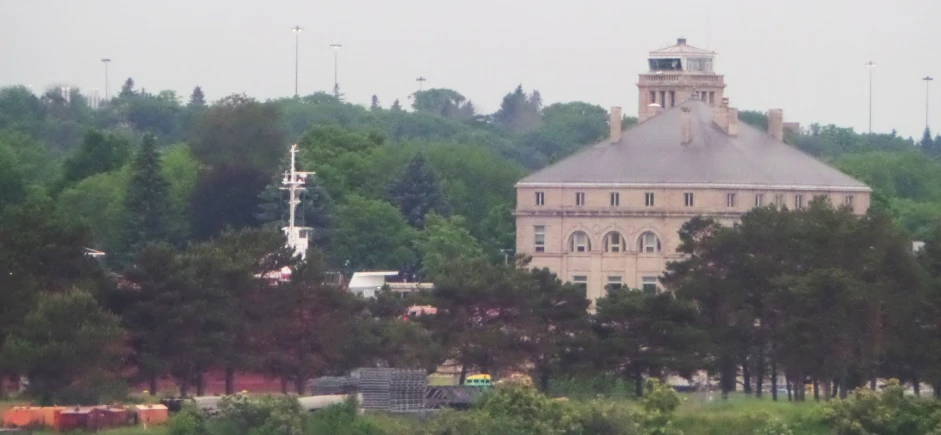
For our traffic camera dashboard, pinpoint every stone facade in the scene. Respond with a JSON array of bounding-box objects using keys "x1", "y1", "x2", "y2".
[
  {"x1": 513, "y1": 38, "x2": 872, "y2": 302},
  {"x1": 637, "y1": 38, "x2": 726, "y2": 122},
  {"x1": 515, "y1": 186, "x2": 869, "y2": 301}
]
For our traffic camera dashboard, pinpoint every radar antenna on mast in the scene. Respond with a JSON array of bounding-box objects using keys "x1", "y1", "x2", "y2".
[{"x1": 280, "y1": 144, "x2": 314, "y2": 259}]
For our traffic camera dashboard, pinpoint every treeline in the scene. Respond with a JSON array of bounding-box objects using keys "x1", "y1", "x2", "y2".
[{"x1": 6, "y1": 196, "x2": 941, "y2": 406}]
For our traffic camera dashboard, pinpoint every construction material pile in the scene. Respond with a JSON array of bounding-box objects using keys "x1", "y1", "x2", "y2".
[{"x1": 1, "y1": 404, "x2": 168, "y2": 431}]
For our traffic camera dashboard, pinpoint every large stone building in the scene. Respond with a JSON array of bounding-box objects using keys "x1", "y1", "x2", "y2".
[{"x1": 514, "y1": 38, "x2": 871, "y2": 301}]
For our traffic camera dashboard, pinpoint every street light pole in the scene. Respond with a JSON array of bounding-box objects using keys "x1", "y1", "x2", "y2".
[
  {"x1": 291, "y1": 26, "x2": 303, "y2": 97},
  {"x1": 866, "y1": 61, "x2": 876, "y2": 134},
  {"x1": 101, "y1": 58, "x2": 111, "y2": 100},
  {"x1": 924, "y1": 76, "x2": 934, "y2": 130},
  {"x1": 416, "y1": 76, "x2": 426, "y2": 92},
  {"x1": 330, "y1": 44, "x2": 342, "y2": 98}
]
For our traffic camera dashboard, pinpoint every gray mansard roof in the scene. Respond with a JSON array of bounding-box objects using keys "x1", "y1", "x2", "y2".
[{"x1": 517, "y1": 100, "x2": 870, "y2": 192}]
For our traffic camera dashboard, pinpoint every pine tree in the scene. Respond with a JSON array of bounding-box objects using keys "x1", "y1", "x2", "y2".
[
  {"x1": 256, "y1": 176, "x2": 334, "y2": 248},
  {"x1": 370, "y1": 95, "x2": 380, "y2": 110},
  {"x1": 389, "y1": 153, "x2": 449, "y2": 228},
  {"x1": 120, "y1": 133, "x2": 171, "y2": 265},
  {"x1": 921, "y1": 127, "x2": 941, "y2": 156},
  {"x1": 390, "y1": 99, "x2": 403, "y2": 112},
  {"x1": 119, "y1": 78, "x2": 136, "y2": 98},
  {"x1": 188, "y1": 86, "x2": 206, "y2": 108}
]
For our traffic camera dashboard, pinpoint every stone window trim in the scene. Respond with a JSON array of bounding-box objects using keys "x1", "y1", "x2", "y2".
[
  {"x1": 534, "y1": 225, "x2": 546, "y2": 253},
  {"x1": 644, "y1": 192, "x2": 655, "y2": 207},
  {"x1": 535, "y1": 191, "x2": 545, "y2": 206},
  {"x1": 575, "y1": 191, "x2": 586, "y2": 206},
  {"x1": 603, "y1": 231, "x2": 625, "y2": 253},
  {"x1": 568, "y1": 230, "x2": 592, "y2": 253},
  {"x1": 610, "y1": 192, "x2": 620, "y2": 207},
  {"x1": 684, "y1": 192, "x2": 694, "y2": 207},
  {"x1": 637, "y1": 230, "x2": 662, "y2": 254}
]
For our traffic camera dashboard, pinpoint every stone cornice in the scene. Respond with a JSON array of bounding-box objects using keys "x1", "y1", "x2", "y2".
[
  {"x1": 515, "y1": 182, "x2": 872, "y2": 193},
  {"x1": 514, "y1": 209, "x2": 744, "y2": 219}
]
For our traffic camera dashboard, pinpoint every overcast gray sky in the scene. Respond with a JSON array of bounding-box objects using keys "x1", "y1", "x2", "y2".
[{"x1": 1, "y1": 0, "x2": 938, "y2": 138}]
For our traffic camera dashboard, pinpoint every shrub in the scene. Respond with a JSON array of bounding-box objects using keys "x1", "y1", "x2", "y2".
[
  {"x1": 168, "y1": 407, "x2": 207, "y2": 435},
  {"x1": 215, "y1": 394, "x2": 305, "y2": 435},
  {"x1": 823, "y1": 379, "x2": 941, "y2": 434}
]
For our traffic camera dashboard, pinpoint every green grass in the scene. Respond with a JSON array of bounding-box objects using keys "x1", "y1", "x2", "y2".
[{"x1": 673, "y1": 394, "x2": 829, "y2": 435}]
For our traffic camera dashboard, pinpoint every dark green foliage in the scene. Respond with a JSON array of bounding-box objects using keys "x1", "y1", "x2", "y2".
[
  {"x1": 256, "y1": 177, "x2": 334, "y2": 248},
  {"x1": 189, "y1": 86, "x2": 206, "y2": 108},
  {"x1": 189, "y1": 163, "x2": 269, "y2": 240},
  {"x1": 189, "y1": 94, "x2": 285, "y2": 172},
  {"x1": 0, "y1": 290, "x2": 124, "y2": 405},
  {"x1": 119, "y1": 78, "x2": 136, "y2": 98},
  {"x1": 120, "y1": 133, "x2": 171, "y2": 264},
  {"x1": 332, "y1": 195, "x2": 417, "y2": 271},
  {"x1": 389, "y1": 153, "x2": 449, "y2": 227},
  {"x1": 58, "y1": 130, "x2": 131, "y2": 191},
  {"x1": 493, "y1": 84, "x2": 542, "y2": 134}
]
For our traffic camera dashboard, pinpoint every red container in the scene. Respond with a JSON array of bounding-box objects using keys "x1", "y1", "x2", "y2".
[
  {"x1": 90, "y1": 407, "x2": 128, "y2": 430},
  {"x1": 55, "y1": 407, "x2": 91, "y2": 432}
]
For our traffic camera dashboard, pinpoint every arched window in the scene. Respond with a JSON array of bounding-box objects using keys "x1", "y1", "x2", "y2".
[
  {"x1": 569, "y1": 231, "x2": 591, "y2": 253},
  {"x1": 604, "y1": 232, "x2": 624, "y2": 253},
  {"x1": 637, "y1": 231, "x2": 661, "y2": 253}
]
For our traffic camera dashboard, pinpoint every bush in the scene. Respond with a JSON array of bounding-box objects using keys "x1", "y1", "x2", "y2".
[
  {"x1": 213, "y1": 394, "x2": 305, "y2": 435},
  {"x1": 168, "y1": 407, "x2": 207, "y2": 435},
  {"x1": 823, "y1": 379, "x2": 941, "y2": 434},
  {"x1": 306, "y1": 397, "x2": 384, "y2": 435}
]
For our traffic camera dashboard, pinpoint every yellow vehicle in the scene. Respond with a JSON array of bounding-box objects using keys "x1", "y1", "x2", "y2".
[{"x1": 463, "y1": 374, "x2": 492, "y2": 388}]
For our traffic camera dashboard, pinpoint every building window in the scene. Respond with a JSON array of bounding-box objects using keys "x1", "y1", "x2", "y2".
[
  {"x1": 844, "y1": 195, "x2": 855, "y2": 208},
  {"x1": 575, "y1": 192, "x2": 585, "y2": 206},
  {"x1": 650, "y1": 91, "x2": 656, "y2": 104},
  {"x1": 606, "y1": 276, "x2": 623, "y2": 291},
  {"x1": 572, "y1": 275, "x2": 588, "y2": 290},
  {"x1": 569, "y1": 231, "x2": 590, "y2": 253},
  {"x1": 604, "y1": 232, "x2": 624, "y2": 253},
  {"x1": 684, "y1": 192, "x2": 694, "y2": 207},
  {"x1": 709, "y1": 91, "x2": 715, "y2": 105},
  {"x1": 642, "y1": 276, "x2": 658, "y2": 294},
  {"x1": 534, "y1": 226, "x2": 545, "y2": 253},
  {"x1": 795, "y1": 194, "x2": 804, "y2": 209},
  {"x1": 638, "y1": 231, "x2": 661, "y2": 253},
  {"x1": 669, "y1": 90, "x2": 676, "y2": 108},
  {"x1": 535, "y1": 191, "x2": 545, "y2": 206},
  {"x1": 610, "y1": 192, "x2": 620, "y2": 206},
  {"x1": 755, "y1": 194, "x2": 764, "y2": 207},
  {"x1": 774, "y1": 194, "x2": 785, "y2": 207},
  {"x1": 727, "y1": 193, "x2": 737, "y2": 208},
  {"x1": 645, "y1": 192, "x2": 655, "y2": 207}
]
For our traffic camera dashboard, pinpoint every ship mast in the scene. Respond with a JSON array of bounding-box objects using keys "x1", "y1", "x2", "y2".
[{"x1": 281, "y1": 144, "x2": 314, "y2": 259}]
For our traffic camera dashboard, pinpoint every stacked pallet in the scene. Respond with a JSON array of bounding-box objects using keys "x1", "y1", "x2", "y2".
[
  {"x1": 352, "y1": 368, "x2": 392, "y2": 410},
  {"x1": 389, "y1": 369, "x2": 427, "y2": 412}
]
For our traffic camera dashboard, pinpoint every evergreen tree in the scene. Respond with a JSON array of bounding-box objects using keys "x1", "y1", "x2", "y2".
[
  {"x1": 119, "y1": 78, "x2": 136, "y2": 98},
  {"x1": 370, "y1": 95, "x2": 380, "y2": 110},
  {"x1": 390, "y1": 99, "x2": 403, "y2": 112},
  {"x1": 494, "y1": 84, "x2": 542, "y2": 134},
  {"x1": 56, "y1": 130, "x2": 131, "y2": 192},
  {"x1": 256, "y1": 175, "x2": 334, "y2": 249},
  {"x1": 120, "y1": 133, "x2": 171, "y2": 264},
  {"x1": 389, "y1": 153, "x2": 449, "y2": 228},
  {"x1": 188, "y1": 86, "x2": 206, "y2": 108}
]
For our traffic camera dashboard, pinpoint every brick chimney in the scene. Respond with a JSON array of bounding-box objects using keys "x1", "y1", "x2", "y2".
[
  {"x1": 680, "y1": 107, "x2": 693, "y2": 144},
  {"x1": 609, "y1": 106, "x2": 622, "y2": 143},
  {"x1": 713, "y1": 98, "x2": 739, "y2": 136},
  {"x1": 768, "y1": 109, "x2": 784, "y2": 141}
]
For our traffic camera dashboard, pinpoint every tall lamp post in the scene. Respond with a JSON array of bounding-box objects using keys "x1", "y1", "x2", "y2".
[
  {"x1": 866, "y1": 61, "x2": 876, "y2": 134},
  {"x1": 101, "y1": 58, "x2": 111, "y2": 100},
  {"x1": 924, "y1": 76, "x2": 934, "y2": 130},
  {"x1": 330, "y1": 44, "x2": 342, "y2": 98},
  {"x1": 416, "y1": 76, "x2": 427, "y2": 92},
  {"x1": 291, "y1": 26, "x2": 304, "y2": 97}
]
